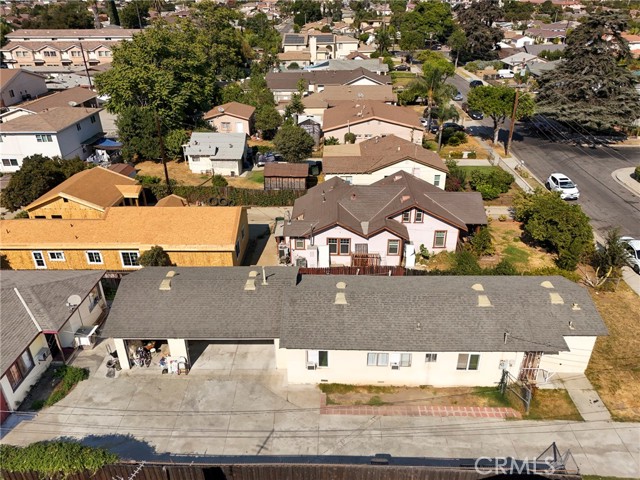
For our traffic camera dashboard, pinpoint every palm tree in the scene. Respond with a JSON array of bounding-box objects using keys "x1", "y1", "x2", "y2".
[{"x1": 435, "y1": 104, "x2": 460, "y2": 151}]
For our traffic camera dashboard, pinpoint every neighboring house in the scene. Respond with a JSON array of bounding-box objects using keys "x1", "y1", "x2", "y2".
[
  {"x1": 322, "y1": 100, "x2": 423, "y2": 145},
  {"x1": 303, "y1": 58, "x2": 388, "y2": 74},
  {"x1": 283, "y1": 172, "x2": 486, "y2": 268},
  {"x1": 277, "y1": 50, "x2": 312, "y2": 69},
  {"x1": 202, "y1": 102, "x2": 255, "y2": 135},
  {"x1": 264, "y1": 163, "x2": 308, "y2": 191},
  {"x1": 0, "y1": 270, "x2": 107, "y2": 419},
  {"x1": 622, "y1": 33, "x2": 640, "y2": 57},
  {"x1": 526, "y1": 61, "x2": 559, "y2": 78},
  {"x1": 499, "y1": 32, "x2": 535, "y2": 49},
  {"x1": 266, "y1": 68, "x2": 389, "y2": 103},
  {"x1": 155, "y1": 194, "x2": 189, "y2": 207},
  {"x1": 0, "y1": 207, "x2": 249, "y2": 270},
  {"x1": 281, "y1": 33, "x2": 360, "y2": 63},
  {"x1": 25, "y1": 166, "x2": 145, "y2": 219},
  {"x1": 323, "y1": 135, "x2": 447, "y2": 187},
  {"x1": 0, "y1": 86, "x2": 98, "y2": 123},
  {"x1": 523, "y1": 43, "x2": 565, "y2": 57},
  {"x1": 0, "y1": 107, "x2": 104, "y2": 173},
  {"x1": 108, "y1": 163, "x2": 137, "y2": 178},
  {"x1": 102, "y1": 267, "x2": 608, "y2": 390},
  {"x1": 300, "y1": 85, "x2": 396, "y2": 125},
  {"x1": 1, "y1": 29, "x2": 138, "y2": 69},
  {"x1": 0, "y1": 70, "x2": 48, "y2": 108},
  {"x1": 501, "y1": 52, "x2": 543, "y2": 71},
  {"x1": 298, "y1": 118, "x2": 322, "y2": 147},
  {"x1": 183, "y1": 132, "x2": 249, "y2": 176}
]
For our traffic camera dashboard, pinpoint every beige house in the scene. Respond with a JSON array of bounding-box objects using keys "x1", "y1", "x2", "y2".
[
  {"x1": 203, "y1": 102, "x2": 255, "y2": 135},
  {"x1": 0, "y1": 86, "x2": 98, "y2": 122},
  {"x1": 277, "y1": 51, "x2": 312, "y2": 69},
  {"x1": 322, "y1": 100, "x2": 423, "y2": 144},
  {"x1": 281, "y1": 33, "x2": 360, "y2": 63},
  {"x1": 0, "y1": 70, "x2": 48, "y2": 108}
]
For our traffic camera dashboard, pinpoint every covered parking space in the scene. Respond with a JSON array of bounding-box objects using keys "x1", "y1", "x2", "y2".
[{"x1": 187, "y1": 339, "x2": 276, "y2": 372}]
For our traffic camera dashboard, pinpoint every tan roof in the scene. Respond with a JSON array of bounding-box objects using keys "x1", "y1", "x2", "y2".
[
  {"x1": 0, "y1": 207, "x2": 243, "y2": 251},
  {"x1": 25, "y1": 167, "x2": 139, "y2": 212},
  {"x1": 323, "y1": 135, "x2": 447, "y2": 174},
  {"x1": 302, "y1": 85, "x2": 396, "y2": 109},
  {"x1": 13, "y1": 87, "x2": 97, "y2": 113},
  {"x1": 264, "y1": 162, "x2": 309, "y2": 178},
  {"x1": 322, "y1": 101, "x2": 421, "y2": 132},
  {"x1": 277, "y1": 51, "x2": 312, "y2": 61},
  {"x1": 155, "y1": 194, "x2": 189, "y2": 207},
  {"x1": 115, "y1": 184, "x2": 143, "y2": 198},
  {"x1": 0, "y1": 107, "x2": 102, "y2": 133},
  {"x1": 6, "y1": 29, "x2": 138, "y2": 39},
  {"x1": 203, "y1": 102, "x2": 255, "y2": 121},
  {"x1": 266, "y1": 68, "x2": 389, "y2": 91}
]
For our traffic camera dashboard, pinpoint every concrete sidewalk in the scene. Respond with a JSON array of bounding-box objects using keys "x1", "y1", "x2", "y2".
[
  {"x1": 612, "y1": 167, "x2": 640, "y2": 197},
  {"x1": 551, "y1": 374, "x2": 612, "y2": 422}
]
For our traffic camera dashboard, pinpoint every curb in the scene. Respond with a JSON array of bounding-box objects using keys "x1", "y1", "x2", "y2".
[{"x1": 611, "y1": 168, "x2": 640, "y2": 198}]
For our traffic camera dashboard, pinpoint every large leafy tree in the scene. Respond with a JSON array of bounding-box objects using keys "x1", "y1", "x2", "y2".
[
  {"x1": 0, "y1": 156, "x2": 89, "y2": 212},
  {"x1": 1, "y1": 19, "x2": 15, "y2": 48},
  {"x1": 107, "y1": 0, "x2": 120, "y2": 26},
  {"x1": 95, "y1": 21, "x2": 219, "y2": 130},
  {"x1": 139, "y1": 246, "x2": 173, "y2": 266},
  {"x1": 503, "y1": 0, "x2": 535, "y2": 23},
  {"x1": 119, "y1": 1, "x2": 151, "y2": 29},
  {"x1": 243, "y1": 13, "x2": 281, "y2": 57},
  {"x1": 273, "y1": 123, "x2": 315, "y2": 163},
  {"x1": 467, "y1": 85, "x2": 535, "y2": 145},
  {"x1": 116, "y1": 106, "x2": 161, "y2": 162},
  {"x1": 21, "y1": 3, "x2": 94, "y2": 29},
  {"x1": 536, "y1": 12, "x2": 640, "y2": 131},
  {"x1": 454, "y1": 0, "x2": 504, "y2": 61},
  {"x1": 447, "y1": 28, "x2": 467, "y2": 69},
  {"x1": 392, "y1": 1, "x2": 454, "y2": 43}
]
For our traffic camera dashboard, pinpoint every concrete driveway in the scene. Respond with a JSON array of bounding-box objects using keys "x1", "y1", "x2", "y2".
[{"x1": 1, "y1": 346, "x2": 638, "y2": 478}]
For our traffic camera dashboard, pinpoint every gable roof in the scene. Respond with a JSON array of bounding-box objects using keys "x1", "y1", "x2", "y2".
[
  {"x1": 26, "y1": 166, "x2": 139, "y2": 212},
  {"x1": 11, "y1": 86, "x2": 97, "y2": 113},
  {"x1": 322, "y1": 100, "x2": 421, "y2": 131},
  {"x1": 1, "y1": 207, "x2": 244, "y2": 251},
  {"x1": 277, "y1": 51, "x2": 312, "y2": 61},
  {"x1": 203, "y1": 102, "x2": 256, "y2": 121},
  {"x1": 0, "y1": 107, "x2": 102, "y2": 133},
  {"x1": 264, "y1": 162, "x2": 309, "y2": 178},
  {"x1": 183, "y1": 132, "x2": 247, "y2": 158},
  {"x1": 0, "y1": 270, "x2": 104, "y2": 375},
  {"x1": 283, "y1": 171, "x2": 486, "y2": 239},
  {"x1": 302, "y1": 85, "x2": 396, "y2": 108},
  {"x1": 108, "y1": 163, "x2": 136, "y2": 177},
  {"x1": 323, "y1": 135, "x2": 446, "y2": 174},
  {"x1": 155, "y1": 194, "x2": 189, "y2": 207},
  {"x1": 266, "y1": 68, "x2": 389, "y2": 91},
  {"x1": 101, "y1": 267, "x2": 300, "y2": 340},
  {"x1": 6, "y1": 29, "x2": 138, "y2": 40},
  {"x1": 0, "y1": 69, "x2": 45, "y2": 93}
]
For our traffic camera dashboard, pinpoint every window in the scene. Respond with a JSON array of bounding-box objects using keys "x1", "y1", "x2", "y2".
[
  {"x1": 6, "y1": 349, "x2": 35, "y2": 391},
  {"x1": 295, "y1": 238, "x2": 305, "y2": 249},
  {"x1": 120, "y1": 251, "x2": 140, "y2": 267},
  {"x1": 241, "y1": 224, "x2": 245, "y2": 240},
  {"x1": 34, "y1": 215, "x2": 46, "y2": 219},
  {"x1": 221, "y1": 122, "x2": 231, "y2": 131},
  {"x1": 2, "y1": 159, "x2": 18, "y2": 166},
  {"x1": 327, "y1": 238, "x2": 338, "y2": 255},
  {"x1": 414, "y1": 211, "x2": 423, "y2": 223},
  {"x1": 90, "y1": 115, "x2": 96, "y2": 124},
  {"x1": 457, "y1": 353, "x2": 480, "y2": 371},
  {"x1": 367, "y1": 352, "x2": 389, "y2": 366},
  {"x1": 434, "y1": 174, "x2": 441, "y2": 187},
  {"x1": 48, "y1": 251, "x2": 65, "y2": 261},
  {"x1": 51, "y1": 215, "x2": 62, "y2": 219},
  {"x1": 71, "y1": 50, "x2": 82, "y2": 57},
  {"x1": 307, "y1": 350, "x2": 329, "y2": 367},
  {"x1": 76, "y1": 123, "x2": 82, "y2": 131},
  {"x1": 340, "y1": 176, "x2": 353, "y2": 184},
  {"x1": 387, "y1": 239, "x2": 400, "y2": 255},
  {"x1": 425, "y1": 353, "x2": 438, "y2": 363},
  {"x1": 16, "y1": 51, "x2": 29, "y2": 57},
  {"x1": 86, "y1": 251, "x2": 103, "y2": 264},
  {"x1": 402, "y1": 211, "x2": 411, "y2": 223},
  {"x1": 32, "y1": 251, "x2": 46, "y2": 269},
  {"x1": 36, "y1": 134, "x2": 53, "y2": 142},
  {"x1": 336, "y1": 239, "x2": 348, "y2": 255},
  {"x1": 433, "y1": 231, "x2": 447, "y2": 248},
  {"x1": 400, "y1": 353, "x2": 412, "y2": 367},
  {"x1": 43, "y1": 50, "x2": 57, "y2": 57}
]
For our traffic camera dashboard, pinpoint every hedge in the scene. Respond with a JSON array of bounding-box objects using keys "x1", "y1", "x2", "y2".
[
  {"x1": 45, "y1": 366, "x2": 89, "y2": 407},
  {"x1": 0, "y1": 442, "x2": 118, "y2": 478},
  {"x1": 146, "y1": 184, "x2": 306, "y2": 207},
  {"x1": 635, "y1": 165, "x2": 640, "y2": 183}
]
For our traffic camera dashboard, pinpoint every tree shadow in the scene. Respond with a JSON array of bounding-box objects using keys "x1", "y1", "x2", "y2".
[{"x1": 58, "y1": 434, "x2": 172, "y2": 462}]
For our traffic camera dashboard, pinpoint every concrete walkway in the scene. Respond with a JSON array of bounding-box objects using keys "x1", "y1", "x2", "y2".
[
  {"x1": 612, "y1": 167, "x2": 640, "y2": 197},
  {"x1": 552, "y1": 374, "x2": 612, "y2": 422}
]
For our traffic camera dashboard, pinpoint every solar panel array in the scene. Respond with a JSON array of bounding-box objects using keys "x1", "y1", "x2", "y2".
[
  {"x1": 312, "y1": 34, "x2": 334, "y2": 43},
  {"x1": 283, "y1": 34, "x2": 305, "y2": 45}
]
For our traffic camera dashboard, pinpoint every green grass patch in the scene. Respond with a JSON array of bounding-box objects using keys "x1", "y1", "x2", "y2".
[
  {"x1": 472, "y1": 386, "x2": 513, "y2": 408},
  {"x1": 503, "y1": 244, "x2": 530, "y2": 264},
  {"x1": 318, "y1": 383, "x2": 397, "y2": 395},
  {"x1": 246, "y1": 171, "x2": 264, "y2": 184},
  {"x1": 367, "y1": 395, "x2": 387, "y2": 406},
  {"x1": 44, "y1": 366, "x2": 89, "y2": 407},
  {"x1": 526, "y1": 390, "x2": 582, "y2": 421}
]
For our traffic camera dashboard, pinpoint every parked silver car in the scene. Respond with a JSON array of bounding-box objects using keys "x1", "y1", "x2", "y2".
[{"x1": 620, "y1": 236, "x2": 640, "y2": 274}]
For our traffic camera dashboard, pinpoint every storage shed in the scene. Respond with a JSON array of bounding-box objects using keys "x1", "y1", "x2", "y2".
[{"x1": 264, "y1": 163, "x2": 308, "y2": 191}]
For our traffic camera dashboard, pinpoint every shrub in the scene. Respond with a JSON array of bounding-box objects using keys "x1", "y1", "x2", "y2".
[
  {"x1": 448, "y1": 151, "x2": 464, "y2": 159},
  {"x1": 491, "y1": 259, "x2": 518, "y2": 275},
  {"x1": 288, "y1": 62, "x2": 300, "y2": 70},
  {"x1": 344, "y1": 132, "x2": 356, "y2": 144},
  {"x1": 416, "y1": 244, "x2": 430, "y2": 264},
  {"x1": 476, "y1": 184, "x2": 501, "y2": 200},
  {"x1": 470, "y1": 227, "x2": 494, "y2": 256},
  {"x1": 44, "y1": 366, "x2": 89, "y2": 407},
  {"x1": 590, "y1": 227, "x2": 627, "y2": 278},
  {"x1": 467, "y1": 151, "x2": 477, "y2": 159},
  {"x1": 324, "y1": 136, "x2": 340, "y2": 146},
  {"x1": 211, "y1": 174, "x2": 228, "y2": 187},
  {"x1": 422, "y1": 139, "x2": 438, "y2": 151},
  {"x1": 469, "y1": 168, "x2": 514, "y2": 195},
  {"x1": 445, "y1": 176, "x2": 464, "y2": 192},
  {"x1": 442, "y1": 129, "x2": 467, "y2": 146},
  {"x1": 635, "y1": 165, "x2": 640, "y2": 183},
  {"x1": 523, "y1": 266, "x2": 581, "y2": 282},
  {"x1": 451, "y1": 250, "x2": 482, "y2": 275},
  {"x1": 136, "y1": 174, "x2": 161, "y2": 185},
  {"x1": 14, "y1": 210, "x2": 29, "y2": 219},
  {"x1": 139, "y1": 245, "x2": 172, "y2": 266}
]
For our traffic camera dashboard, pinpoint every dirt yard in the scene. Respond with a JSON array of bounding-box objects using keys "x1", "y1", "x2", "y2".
[
  {"x1": 135, "y1": 161, "x2": 263, "y2": 190},
  {"x1": 586, "y1": 283, "x2": 640, "y2": 421}
]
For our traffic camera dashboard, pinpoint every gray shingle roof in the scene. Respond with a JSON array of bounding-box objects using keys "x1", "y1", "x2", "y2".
[
  {"x1": 280, "y1": 276, "x2": 608, "y2": 353},
  {"x1": 0, "y1": 270, "x2": 105, "y2": 375},
  {"x1": 183, "y1": 132, "x2": 247, "y2": 158},
  {"x1": 101, "y1": 267, "x2": 300, "y2": 340}
]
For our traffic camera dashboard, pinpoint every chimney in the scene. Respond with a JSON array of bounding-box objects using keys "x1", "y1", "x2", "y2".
[
  {"x1": 335, "y1": 281, "x2": 347, "y2": 305},
  {"x1": 394, "y1": 174, "x2": 402, "y2": 181},
  {"x1": 571, "y1": 303, "x2": 581, "y2": 311},
  {"x1": 159, "y1": 270, "x2": 176, "y2": 291},
  {"x1": 245, "y1": 270, "x2": 258, "y2": 291}
]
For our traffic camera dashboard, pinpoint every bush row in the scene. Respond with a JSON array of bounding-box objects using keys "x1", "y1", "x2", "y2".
[
  {"x1": 468, "y1": 168, "x2": 515, "y2": 200},
  {"x1": 464, "y1": 60, "x2": 504, "y2": 73},
  {"x1": 146, "y1": 184, "x2": 305, "y2": 207}
]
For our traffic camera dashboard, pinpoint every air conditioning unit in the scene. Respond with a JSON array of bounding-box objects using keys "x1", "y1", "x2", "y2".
[
  {"x1": 36, "y1": 347, "x2": 51, "y2": 363},
  {"x1": 390, "y1": 362, "x2": 399, "y2": 370},
  {"x1": 306, "y1": 362, "x2": 317, "y2": 370}
]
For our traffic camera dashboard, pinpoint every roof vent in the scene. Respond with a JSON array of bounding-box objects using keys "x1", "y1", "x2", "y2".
[
  {"x1": 245, "y1": 270, "x2": 258, "y2": 291},
  {"x1": 471, "y1": 283, "x2": 484, "y2": 291},
  {"x1": 397, "y1": 146, "x2": 400, "y2": 152},
  {"x1": 540, "y1": 281, "x2": 554, "y2": 289},
  {"x1": 478, "y1": 295, "x2": 492, "y2": 307},
  {"x1": 351, "y1": 193, "x2": 356, "y2": 200},
  {"x1": 159, "y1": 270, "x2": 176, "y2": 291},
  {"x1": 550, "y1": 292, "x2": 564, "y2": 304},
  {"x1": 401, "y1": 195, "x2": 410, "y2": 203},
  {"x1": 569, "y1": 321, "x2": 575, "y2": 330},
  {"x1": 335, "y1": 282, "x2": 347, "y2": 305},
  {"x1": 571, "y1": 302, "x2": 581, "y2": 311}
]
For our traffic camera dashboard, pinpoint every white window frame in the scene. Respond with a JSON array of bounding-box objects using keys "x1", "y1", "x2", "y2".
[
  {"x1": 120, "y1": 251, "x2": 140, "y2": 268},
  {"x1": 434, "y1": 174, "x2": 441, "y2": 187},
  {"x1": 48, "y1": 251, "x2": 65, "y2": 261},
  {"x1": 86, "y1": 251, "x2": 103, "y2": 265},
  {"x1": 295, "y1": 238, "x2": 305, "y2": 249},
  {"x1": 32, "y1": 251, "x2": 47, "y2": 269},
  {"x1": 457, "y1": 353, "x2": 480, "y2": 371},
  {"x1": 414, "y1": 210, "x2": 424, "y2": 223},
  {"x1": 425, "y1": 353, "x2": 438, "y2": 363},
  {"x1": 402, "y1": 211, "x2": 411, "y2": 223},
  {"x1": 307, "y1": 349, "x2": 329, "y2": 368},
  {"x1": 367, "y1": 352, "x2": 389, "y2": 366},
  {"x1": 400, "y1": 353, "x2": 412, "y2": 367}
]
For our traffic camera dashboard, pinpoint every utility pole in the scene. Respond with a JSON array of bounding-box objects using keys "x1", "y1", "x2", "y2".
[
  {"x1": 155, "y1": 113, "x2": 172, "y2": 194},
  {"x1": 79, "y1": 42, "x2": 93, "y2": 90},
  {"x1": 506, "y1": 86, "x2": 520, "y2": 156}
]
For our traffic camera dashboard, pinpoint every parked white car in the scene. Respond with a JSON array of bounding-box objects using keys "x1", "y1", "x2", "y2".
[
  {"x1": 545, "y1": 173, "x2": 580, "y2": 200},
  {"x1": 620, "y1": 236, "x2": 640, "y2": 274},
  {"x1": 498, "y1": 69, "x2": 515, "y2": 78}
]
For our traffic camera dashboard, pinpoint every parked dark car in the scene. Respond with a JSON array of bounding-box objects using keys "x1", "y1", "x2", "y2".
[
  {"x1": 468, "y1": 110, "x2": 484, "y2": 120},
  {"x1": 429, "y1": 43, "x2": 442, "y2": 50},
  {"x1": 395, "y1": 64, "x2": 410, "y2": 71},
  {"x1": 441, "y1": 122, "x2": 465, "y2": 132},
  {"x1": 469, "y1": 80, "x2": 483, "y2": 88}
]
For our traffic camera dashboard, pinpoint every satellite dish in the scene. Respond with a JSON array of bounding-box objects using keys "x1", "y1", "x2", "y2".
[
  {"x1": 67, "y1": 294, "x2": 82, "y2": 307},
  {"x1": 68, "y1": 101, "x2": 78, "y2": 107},
  {"x1": 217, "y1": 107, "x2": 225, "y2": 113}
]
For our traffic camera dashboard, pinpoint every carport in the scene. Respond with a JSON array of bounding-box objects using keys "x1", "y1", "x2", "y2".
[{"x1": 188, "y1": 340, "x2": 276, "y2": 372}]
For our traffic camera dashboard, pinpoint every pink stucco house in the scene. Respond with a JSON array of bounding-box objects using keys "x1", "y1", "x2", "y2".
[
  {"x1": 282, "y1": 171, "x2": 487, "y2": 268},
  {"x1": 203, "y1": 102, "x2": 255, "y2": 135}
]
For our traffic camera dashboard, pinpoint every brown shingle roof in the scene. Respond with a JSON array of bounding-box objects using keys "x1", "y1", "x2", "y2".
[
  {"x1": 25, "y1": 167, "x2": 139, "y2": 212},
  {"x1": 1, "y1": 207, "x2": 243, "y2": 251},
  {"x1": 302, "y1": 85, "x2": 396, "y2": 108},
  {"x1": 108, "y1": 163, "x2": 136, "y2": 177},
  {"x1": 322, "y1": 100, "x2": 421, "y2": 131},
  {"x1": 203, "y1": 102, "x2": 256, "y2": 121},
  {"x1": 277, "y1": 51, "x2": 312, "y2": 61},
  {"x1": 14, "y1": 86, "x2": 97, "y2": 113},
  {"x1": 0, "y1": 69, "x2": 44, "y2": 90},
  {"x1": 264, "y1": 162, "x2": 309, "y2": 178},
  {"x1": 266, "y1": 68, "x2": 389, "y2": 91},
  {"x1": 0, "y1": 107, "x2": 102, "y2": 133},
  {"x1": 323, "y1": 135, "x2": 447, "y2": 174},
  {"x1": 283, "y1": 171, "x2": 486, "y2": 239}
]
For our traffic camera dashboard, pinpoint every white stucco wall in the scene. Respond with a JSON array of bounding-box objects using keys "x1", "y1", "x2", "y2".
[
  {"x1": 0, "y1": 73, "x2": 48, "y2": 107},
  {"x1": 325, "y1": 159, "x2": 446, "y2": 188},
  {"x1": 0, "y1": 334, "x2": 51, "y2": 411},
  {"x1": 188, "y1": 157, "x2": 243, "y2": 176},
  {"x1": 114, "y1": 338, "x2": 129, "y2": 370},
  {"x1": 57, "y1": 290, "x2": 106, "y2": 349},
  {"x1": 538, "y1": 336, "x2": 597, "y2": 374},
  {"x1": 325, "y1": 120, "x2": 422, "y2": 145},
  {"x1": 390, "y1": 209, "x2": 459, "y2": 253},
  {"x1": 169, "y1": 339, "x2": 190, "y2": 365},
  {"x1": 56, "y1": 113, "x2": 104, "y2": 160},
  {"x1": 278, "y1": 348, "x2": 523, "y2": 387}
]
